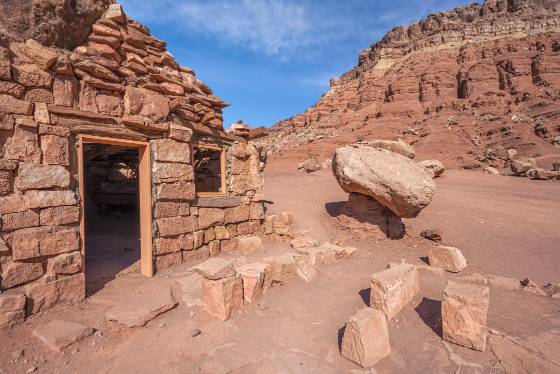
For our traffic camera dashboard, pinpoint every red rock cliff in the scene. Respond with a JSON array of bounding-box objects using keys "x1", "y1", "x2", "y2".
[{"x1": 259, "y1": 0, "x2": 560, "y2": 171}]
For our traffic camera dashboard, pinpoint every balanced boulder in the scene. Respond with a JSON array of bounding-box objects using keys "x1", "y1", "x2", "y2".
[
  {"x1": 333, "y1": 144, "x2": 436, "y2": 218},
  {"x1": 362, "y1": 139, "x2": 415, "y2": 159}
]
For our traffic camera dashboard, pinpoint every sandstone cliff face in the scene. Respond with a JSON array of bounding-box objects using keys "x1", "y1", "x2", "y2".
[{"x1": 259, "y1": 0, "x2": 560, "y2": 171}]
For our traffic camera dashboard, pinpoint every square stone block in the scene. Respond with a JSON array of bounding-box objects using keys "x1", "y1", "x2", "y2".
[
  {"x1": 370, "y1": 263, "x2": 419, "y2": 320},
  {"x1": 341, "y1": 307, "x2": 391, "y2": 367},
  {"x1": 203, "y1": 274, "x2": 243, "y2": 321}
]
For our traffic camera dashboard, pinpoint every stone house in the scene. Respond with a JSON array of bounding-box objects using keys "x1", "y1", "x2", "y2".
[{"x1": 0, "y1": 3, "x2": 265, "y2": 327}]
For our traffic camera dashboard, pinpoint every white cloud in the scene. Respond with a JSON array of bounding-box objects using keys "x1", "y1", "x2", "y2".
[
  {"x1": 178, "y1": 0, "x2": 310, "y2": 56},
  {"x1": 120, "y1": 0, "x2": 370, "y2": 58},
  {"x1": 120, "y1": 0, "x2": 472, "y2": 59}
]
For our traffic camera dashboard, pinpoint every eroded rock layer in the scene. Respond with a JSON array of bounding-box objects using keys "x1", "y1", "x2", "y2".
[{"x1": 257, "y1": 0, "x2": 560, "y2": 171}]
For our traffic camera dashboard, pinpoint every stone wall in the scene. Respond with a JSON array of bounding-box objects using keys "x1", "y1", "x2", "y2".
[{"x1": 0, "y1": 3, "x2": 265, "y2": 327}]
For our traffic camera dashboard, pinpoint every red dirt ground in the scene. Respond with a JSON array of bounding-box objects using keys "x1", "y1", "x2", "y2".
[{"x1": 0, "y1": 165, "x2": 559, "y2": 373}]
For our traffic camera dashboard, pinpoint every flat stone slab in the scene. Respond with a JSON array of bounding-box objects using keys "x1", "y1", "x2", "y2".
[
  {"x1": 174, "y1": 272, "x2": 203, "y2": 307},
  {"x1": 105, "y1": 284, "x2": 178, "y2": 327},
  {"x1": 442, "y1": 280, "x2": 489, "y2": 351},
  {"x1": 194, "y1": 258, "x2": 236, "y2": 280},
  {"x1": 193, "y1": 197, "x2": 242, "y2": 208},
  {"x1": 33, "y1": 319, "x2": 94, "y2": 352}
]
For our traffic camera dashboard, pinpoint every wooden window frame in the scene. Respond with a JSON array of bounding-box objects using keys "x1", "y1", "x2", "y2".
[
  {"x1": 192, "y1": 142, "x2": 227, "y2": 198},
  {"x1": 77, "y1": 135, "x2": 154, "y2": 278}
]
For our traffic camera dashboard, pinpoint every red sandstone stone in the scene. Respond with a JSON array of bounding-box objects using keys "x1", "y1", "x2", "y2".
[
  {"x1": 1, "y1": 261, "x2": 44, "y2": 289},
  {"x1": 24, "y1": 273, "x2": 85, "y2": 314}
]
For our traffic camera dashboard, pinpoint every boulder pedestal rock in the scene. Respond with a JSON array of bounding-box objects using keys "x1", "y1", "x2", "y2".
[
  {"x1": 362, "y1": 139, "x2": 415, "y2": 159},
  {"x1": 203, "y1": 274, "x2": 243, "y2": 321},
  {"x1": 442, "y1": 281, "x2": 489, "y2": 351},
  {"x1": 428, "y1": 246, "x2": 467, "y2": 273},
  {"x1": 341, "y1": 307, "x2": 391, "y2": 367},
  {"x1": 337, "y1": 193, "x2": 405, "y2": 239},
  {"x1": 333, "y1": 144, "x2": 436, "y2": 218},
  {"x1": 370, "y1": 263, "x2": 419, "y2": 320}
]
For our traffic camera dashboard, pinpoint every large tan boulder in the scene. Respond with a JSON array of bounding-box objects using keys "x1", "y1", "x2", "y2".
[
  {"x1": 362, "y1": 139, "x2": 415, "y2": 159},
  {"x1": 442, "y1": 281, "x2": 489, "y2": 351},
  {"x1": 333, "y1": 144, "x2": 436, "y2": 218},
  {"x1": 341, "y1": 307, "x2": 391, "y2": 367}
]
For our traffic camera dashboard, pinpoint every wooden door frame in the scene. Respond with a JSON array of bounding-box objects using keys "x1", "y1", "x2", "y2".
[{"x1": 77, "y1": 135, "x2": 154, "y2": 278}]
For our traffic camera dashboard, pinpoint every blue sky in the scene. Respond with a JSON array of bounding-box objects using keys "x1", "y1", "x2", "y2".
[{"x1": 119, "y1": 0, "x2": 472, "y2": 128}]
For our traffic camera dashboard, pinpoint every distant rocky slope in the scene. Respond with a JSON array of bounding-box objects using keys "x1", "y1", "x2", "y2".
[{"x1": 257, "y1": 0, "x2": 560, "y2": 171}]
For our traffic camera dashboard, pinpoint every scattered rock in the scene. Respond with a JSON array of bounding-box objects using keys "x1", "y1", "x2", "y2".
[
  {"x1": 427, "y1": 245, "x2": 467, "y2": 273},
  {"x1": 191, "y1": 329, "x2": 202, "y2": 337},
  {"x1": 484, "y1": 166, "x2": 500, "y2": 175},
  {"x1": 526, "y1": 168, "x2": 560, "y2": 180},
  {"x1": 32, "y1": 319, "x2": 94, "y2": 352},
  {"x1": 341, "y1": 307, "x2": 391, "y2": 368},
  {"x1": 521, "y1": 278, "x2": 546, "y2": 296},
  {"x1": 193, "y1": 258, "x2": 235, "y2": 280},
  {"x1": 543, "y1": 283, "x2": 560, "y2": 297},
  {"x1": 333, "y1": 143, "x2": 436, "y2": 218},
  {"x1": 506, "y1": 149, "x2": 518, "y2": 160},
  {"x1": 298, "y1": 157, "x2": 320, "y2": 173},
  {"x1": 442, "y1": 280, "x2": 489, "y2": 351},
  {"x1": 419, "y1": 229, "x2": 443, "y2": 242},
  {"x1": 511, "y1": 158, "x2": 536, "y2": 176},
  {"x1": 418, "y1": 160, "x2": 445, "y2": 178},
  {"x1": 11, "y1": 350, "x2": 24, "y2": 361},
  {"x1": 370, "y1": 263, "x2": 419, "y2": 320},
  {"x1": 290, "y1": 236, "x2": 319, "y2": 249}
]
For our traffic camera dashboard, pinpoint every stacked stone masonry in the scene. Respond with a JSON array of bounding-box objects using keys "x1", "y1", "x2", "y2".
[{"x1": 0, "y1": 3, "x2": 265, "y2": 327}]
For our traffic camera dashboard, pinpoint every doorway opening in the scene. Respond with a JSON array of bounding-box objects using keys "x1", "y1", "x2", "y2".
[{"x1": 78, "y1": 136, "x2": 153, "y2": 296}]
